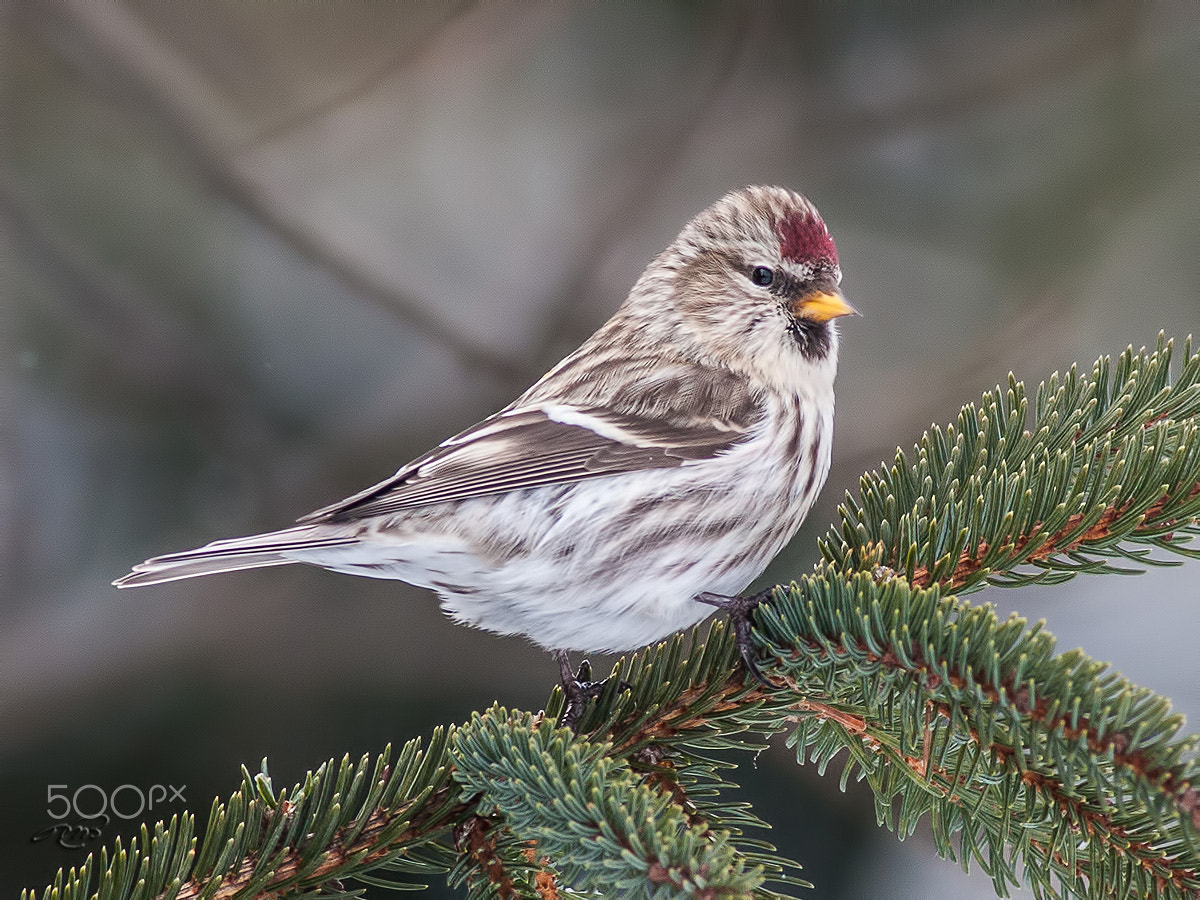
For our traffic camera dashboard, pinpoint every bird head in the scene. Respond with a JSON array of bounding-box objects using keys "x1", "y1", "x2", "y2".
[{"x1": 629, "y1": 186, "x2": 857, "y2": 390}]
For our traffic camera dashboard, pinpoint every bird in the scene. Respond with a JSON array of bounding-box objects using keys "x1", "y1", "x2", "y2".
[{"x1": 115, "y1": 185, "x2": 855, "y2": 712}]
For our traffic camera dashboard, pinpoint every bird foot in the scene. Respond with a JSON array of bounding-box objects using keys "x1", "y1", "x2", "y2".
[
  {"x1": 555, "y1": 650, "x2": 609, "y2": 730},
  {"x1": 696, "y1": 589, "x2": 773, "y2": 686}
]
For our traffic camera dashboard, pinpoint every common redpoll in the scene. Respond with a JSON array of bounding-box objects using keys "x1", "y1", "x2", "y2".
[{"x1": 116, "y1": 186, "x2": 855, "y2": 687}]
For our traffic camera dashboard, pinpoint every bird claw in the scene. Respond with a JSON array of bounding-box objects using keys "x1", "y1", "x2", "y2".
[
  {"x1": 696, "y1": 588, "x2": 773, "y2": 686},
  {"x1": 555, "y1": 651, "x2": 610, "y2": 730}
]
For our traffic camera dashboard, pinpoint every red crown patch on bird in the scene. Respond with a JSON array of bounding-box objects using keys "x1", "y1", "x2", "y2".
[{"x1": 777, "y1": 210, "x2": 838, "y2": 267}]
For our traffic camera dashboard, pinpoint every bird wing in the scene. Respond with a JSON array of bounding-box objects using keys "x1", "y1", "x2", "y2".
[{"x1": 299, "y1": 400, "x2": 760, "y2": 523}]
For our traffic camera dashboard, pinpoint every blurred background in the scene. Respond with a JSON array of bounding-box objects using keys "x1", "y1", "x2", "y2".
[{"x1": 3, "y1": 3, "x2": 1198, "y2": 897}]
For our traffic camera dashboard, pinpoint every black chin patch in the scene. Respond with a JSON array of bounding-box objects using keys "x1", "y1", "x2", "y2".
[{"x1": 787, "y1": 317, "x2": 833, "y2": 360}]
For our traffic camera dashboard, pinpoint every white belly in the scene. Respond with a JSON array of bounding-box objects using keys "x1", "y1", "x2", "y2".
[{"x1": 288, "y1": 397, "x2": 832, "y2": 652}]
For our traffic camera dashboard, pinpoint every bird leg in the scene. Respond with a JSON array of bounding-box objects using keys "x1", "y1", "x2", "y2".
[
  {"x1": 696, "y1": 589, "x2": 773, "y2": 686},
  {"x1": 554, "y1": 650, "x2": 608, "y2": 730}
]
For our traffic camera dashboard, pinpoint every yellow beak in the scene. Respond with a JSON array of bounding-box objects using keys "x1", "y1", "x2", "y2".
[{"x1": 794, "y1": 290, "x2": 858, "y2": 323}]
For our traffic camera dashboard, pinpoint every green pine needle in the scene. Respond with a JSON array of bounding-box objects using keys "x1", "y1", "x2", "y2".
[{"x1": 23, "y1": 335, "x2": 1200, "y2": 900}]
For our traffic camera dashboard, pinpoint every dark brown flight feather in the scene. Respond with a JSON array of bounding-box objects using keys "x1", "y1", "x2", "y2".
[
  {"x1": 301, "y1": 405, "x2": 755, "y2": 522},
  {"x1": 302, "y1": 358, "x2": 764, "y2": 523}
]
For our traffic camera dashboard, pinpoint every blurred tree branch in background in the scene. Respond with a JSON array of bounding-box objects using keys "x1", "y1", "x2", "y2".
[{"x1": 19, "y1": 0, "x2": 533, "y2": 384}]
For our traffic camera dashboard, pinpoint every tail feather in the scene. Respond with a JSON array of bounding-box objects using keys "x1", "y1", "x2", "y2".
[{"x1": 114, "y1": 527, "x2": 357, "y2": 588}]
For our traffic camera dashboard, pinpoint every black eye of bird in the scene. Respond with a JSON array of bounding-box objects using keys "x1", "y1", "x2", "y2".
[{"x1": 750, "y1": 265, "x2": 774, "y2": 287}]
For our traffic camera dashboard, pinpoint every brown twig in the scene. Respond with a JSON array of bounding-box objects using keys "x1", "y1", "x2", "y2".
[
  {"x1": 520, "y1": 845, "x2": 560, "y2": 900},
  {"x1": 780, "y1": 681, "x2": 1198, "y2": 894},
  {"x1": 455, "y1": 814, "x2": 518, "y2": 899},
  {"x1": 780, "y1": 627, "x2": 1200, "y2": 893},
  {"x1": 909, "y1": 481, "x2": 1200, "y2": 591},
  {"x1": 171, "y1": 785, "x2": 467, "y2": 900}
]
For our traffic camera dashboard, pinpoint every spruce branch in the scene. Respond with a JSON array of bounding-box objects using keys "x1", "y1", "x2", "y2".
[
  {"x1": 173, "y1": 730, "x2": 465, "y2": 899},
  {"x1": 452, "y1": 707, "x2": 769, "y2": 898},
  {"x1": 755, "y1": 571, "x2": 1200, "y2": 898},
  {"x1": 24, "y1": 335, "x2": 1200, "y2": 900},
  {"x1": 819, "y1": 335, "x2": 1200, "y2": 594},
  {"x1": 449, "y1": 813, "x2": 558, "y2": 900}
]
